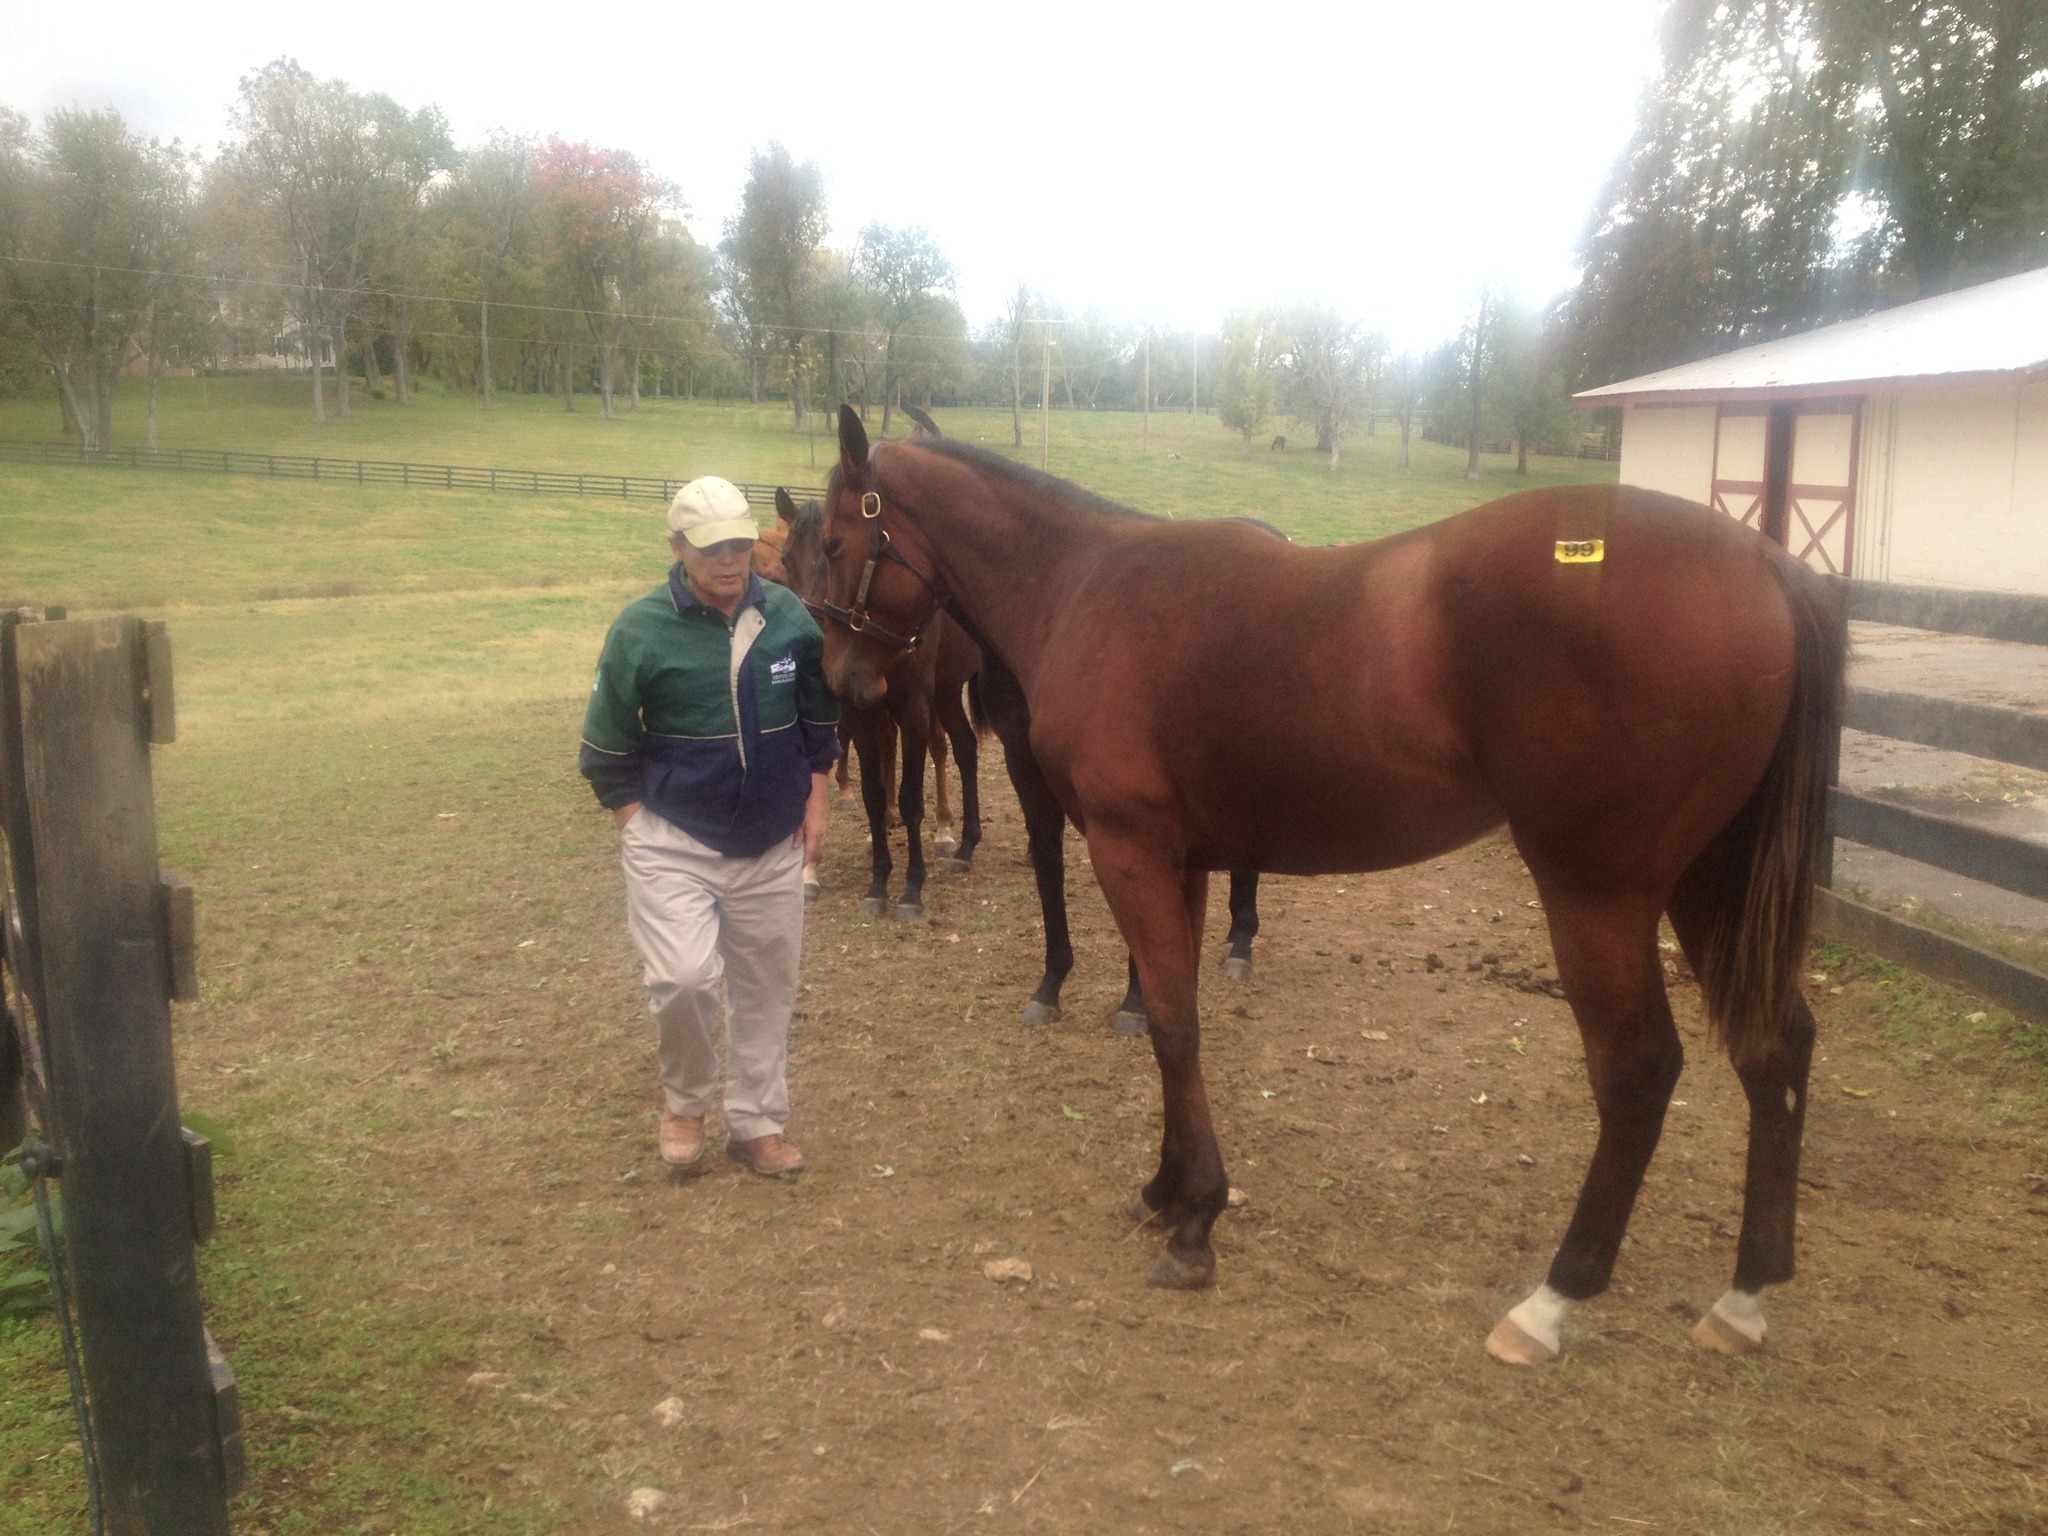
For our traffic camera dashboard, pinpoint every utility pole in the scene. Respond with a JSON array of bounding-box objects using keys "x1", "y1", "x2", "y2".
[
  {"x1": 1190, "y1": 331, "x2": 1198, "y2": 415},
  {"x1": 1041, "y1": 335, "x2": 1053, "y2": 471},
  {"x1": 1142, "y1": 331, "x2": 1150, "y2": 446}
]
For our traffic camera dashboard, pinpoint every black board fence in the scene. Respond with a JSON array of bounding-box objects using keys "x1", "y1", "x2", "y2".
[
  {"x1": 1818, "y1": 579, "x2": 2048, "y2": 1022},
  {"x1": 0, "y1": 438, "x2": 824, "y2": 511},
  {"x1": 2, "y1": 606, "x2": 239, "y2": 1531}
]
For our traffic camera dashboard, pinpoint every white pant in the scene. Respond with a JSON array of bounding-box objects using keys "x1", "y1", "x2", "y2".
[{"x1": 620, "y1": 809, "x2": 806, "y2": 1140}]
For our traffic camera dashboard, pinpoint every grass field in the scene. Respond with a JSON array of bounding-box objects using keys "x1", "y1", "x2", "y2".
[
  {"x1": 0, "y1": 386, "x2": 1641, "y2": 1530},
  {"x1": 0, "y1": 374, "x2": 1614, "y2": 551}
]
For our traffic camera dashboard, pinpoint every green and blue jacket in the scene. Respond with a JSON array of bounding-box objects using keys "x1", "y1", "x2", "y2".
[{"x1": 580, "y1": 568, "x2": 840, "y2": 857}]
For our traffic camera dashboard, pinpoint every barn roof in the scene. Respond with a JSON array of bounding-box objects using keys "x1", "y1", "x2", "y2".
[{"x1": 1576, "y1": 263, "x2": 2048, "y2": 405}]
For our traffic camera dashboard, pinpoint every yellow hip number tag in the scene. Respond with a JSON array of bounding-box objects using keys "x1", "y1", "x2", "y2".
[{"x1": 1555, "y1": 539, "x2": 1605, "y2": 564}]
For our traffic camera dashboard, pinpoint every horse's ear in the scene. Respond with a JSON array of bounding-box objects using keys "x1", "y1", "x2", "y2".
[
  {"x1": 774, "y1": 486, "x2": 799, "y2": 522},
  {"x1": 838, "y1": 404, "x2": 870, "y2": 484},
  {"x1": 902, "y1": 403, "x2": 941, "y2": 439}
]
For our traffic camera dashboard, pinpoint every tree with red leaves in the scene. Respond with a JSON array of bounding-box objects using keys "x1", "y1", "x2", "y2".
[{"x1": 534, "y1": 137, "x2": 677, "y2": 419}]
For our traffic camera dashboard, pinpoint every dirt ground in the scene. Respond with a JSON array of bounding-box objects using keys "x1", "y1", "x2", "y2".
[{"x1": 176, "y1": 744, "x2": 2048, "y2": 1536}]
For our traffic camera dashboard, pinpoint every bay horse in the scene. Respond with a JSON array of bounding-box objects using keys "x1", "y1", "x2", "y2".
[
  {"x1": 892, "y1": 413, "x2": 1263, "y2": 1033},
  {"x1": 757, "y1": 487, "x2": 983, "y2": 920},
  {"x1": 816, "y1": 404, "x2": 1844, "y2": 1366}
]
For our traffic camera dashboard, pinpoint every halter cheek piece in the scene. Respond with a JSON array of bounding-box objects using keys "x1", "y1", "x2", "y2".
[{"x1": 811, "y1": 461, "x2": 947, "y2": 652}]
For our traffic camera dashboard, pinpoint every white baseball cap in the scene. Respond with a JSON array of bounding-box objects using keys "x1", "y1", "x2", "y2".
[{"x1": 667, "y1": 477, "x2": 758, "y2": 547}]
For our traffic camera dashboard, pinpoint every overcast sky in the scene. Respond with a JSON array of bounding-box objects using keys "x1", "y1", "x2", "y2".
[{"x1": 1, "y1": 1, "x2": 1664, "y2": 351}]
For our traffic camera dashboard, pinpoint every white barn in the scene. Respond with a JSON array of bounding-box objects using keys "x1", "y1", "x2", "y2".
[{"x1": 1577, "y1": 265, "x2": 2048, "y2": 593}]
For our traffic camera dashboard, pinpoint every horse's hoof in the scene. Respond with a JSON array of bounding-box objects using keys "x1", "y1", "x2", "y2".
[
  {"x1": 1019, "y1": 999, "x2": 1062, "y2": 1026},
  {"x1": 859, "y1": 896, "x2": 885, "y2": 917},
  {"x1": 896, "y1": 902, "x2": 924, "y2": 923},
  {"x1": 933, "y1": 833, "x2": 959, "y2": 857},
  {"x1": 1691, "y1": 1310, "x2": 1763, "y2": 1356},
  {"x1": 1692, "y1": 1292, "x2": 1768, "y2": 1356},
  {"x1": 1222, "y1": 955, "x2": 1253, "y2": 982},
  {"x1": 1112, "y1": 1009, "x2": 1149, "y2": 1037},
  {"x1": 1484, "y1": 1316, "x2": 1559, "y2": 1367},
  {"x1": 1146, "y1": 1247, "x2": 1215, "y2": 1291},
  {"x1": 835, "y1": 793, "x2": 857, "y2": 809},
  {"x1": 803, "y1": 883, "x2": 820, "y2": 904},
  {"x1": 946, "y1": 857, "x2": 973, "y2": 874}
]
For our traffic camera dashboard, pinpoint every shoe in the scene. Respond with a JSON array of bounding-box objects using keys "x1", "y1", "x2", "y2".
[
  {"x1": 659, "y1": 1112, "x2": 706, "y2": 1170},
  {"x1": 726, "y1": 1133, "x2": 805, "y2": 1178}
]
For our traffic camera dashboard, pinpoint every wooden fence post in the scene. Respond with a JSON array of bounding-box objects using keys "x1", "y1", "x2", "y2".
[{"x1": 10, "y1": 615, "x2": 233, "y2": 1533}]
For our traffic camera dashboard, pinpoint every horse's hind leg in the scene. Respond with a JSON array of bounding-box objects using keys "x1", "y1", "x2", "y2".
[
  {"x1": 984, "y1": 666, "x2": 1072, "y2": 1023},
  {"x1": 935, "y1": 686, "x2": 980, "y2": 873},
  {"x1": 1221, "y1": 870, "x2": 1260, "y2": 981},
  {"x1": 1668, "y1": 882, "x2": 1816, "y2": 1356},
  {"x1": 930, "y1": 724, "x2": 956, "y2": 856},
  {"x1": 1489, "y1": 889, "x2": 1680, "y2": 1366},
  {"x1": 1112, "y1": 957, "x2": 1147, "y2": 1037}
]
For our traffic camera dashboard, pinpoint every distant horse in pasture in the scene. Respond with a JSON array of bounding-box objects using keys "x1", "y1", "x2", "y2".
[
  {"x1": 814, "y1": 403, "x2": 1844, "y2": 1368},
  {"x1": 1270, "y1": 435, "x2": 1286, "y2": 452}
]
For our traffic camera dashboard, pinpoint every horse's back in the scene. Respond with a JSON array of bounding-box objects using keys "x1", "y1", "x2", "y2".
[{"x1": 1034, "y1": 485, "x2": 1806, "y2": 882}]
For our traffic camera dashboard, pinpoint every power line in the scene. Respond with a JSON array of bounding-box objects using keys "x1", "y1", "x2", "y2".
[{"x1": 0, "y1": 252, "x2": 1135, "y2": 347}]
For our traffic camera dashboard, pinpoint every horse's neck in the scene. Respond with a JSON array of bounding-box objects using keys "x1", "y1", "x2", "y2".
[{"x1": 903, "y1": 468, "x2": 1110, "y2": 689}]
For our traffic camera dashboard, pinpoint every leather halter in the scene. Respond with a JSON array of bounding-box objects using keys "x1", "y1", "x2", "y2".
[{"x1": 810, "y1": 454, "x2": 947, "y2": 651}]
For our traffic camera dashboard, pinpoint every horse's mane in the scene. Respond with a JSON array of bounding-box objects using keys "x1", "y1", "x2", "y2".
[
  {"x1": 911, "y1": 439, "x2": 1158, "y2": 524},
  {"x1": 783, "y1": 494, "x2": 825, "y2": 543},
  {"x1": 905, "y1": 439, "x2": 1289, "y2": 542}
]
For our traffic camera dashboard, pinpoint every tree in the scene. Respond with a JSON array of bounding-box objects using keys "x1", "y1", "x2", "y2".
[
  {"x1": 854, "y1": 223, "x2": 954, "y2": 436},
  {"x1": 1494, "y1": 303, "x2": 1577, "y2": 474},
  {"x1": 360, "y1": 96, "x2": 455, "y2": 404},
  {"x1": 1454, "y1": 283, "x2": 1508, "y2": 480},
  {"x1": 226, "y1": 60, "x2": 386, "y2": 421},
  {"x1": 0, "y1": 107, "x2": 196, "y2": 449},
  {"x1": 1275, "y1": 305, "x2": 1371, "y2": 470},
  {"x1": 1002, "y1": 284, "x2": 1036, "y2": 447},
  {"x1": 1214, "y1": 309, "x2": 1278, "y2": 455},
  {"x1": 534, "y1": 137, "x2": 676, "y2": 420},
  {"x1": 1573, "y1": 0, "x2": 2048, "y2": 385},
  {"x1": 441, "y1": 131, "x2": 533, "y2": 406},
  {"x1": 1388, "y1": 350, "x2": 1423, "y2": 469},
  {"x1": 723, "y1": 143, "x2": 826, "y2": 431}
]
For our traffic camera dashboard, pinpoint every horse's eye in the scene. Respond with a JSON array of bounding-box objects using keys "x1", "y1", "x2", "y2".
[{"x1": 822, "y1": 537, "x2": 843, "y2": 557}]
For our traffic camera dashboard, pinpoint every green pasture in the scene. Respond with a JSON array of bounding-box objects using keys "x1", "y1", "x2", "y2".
[
  {"x1": 0, "y1": 373, "x2": 1615, "y2": 549},
  {"x1": 0, "y1": 388, "x2": 1615, "y2": 1531}
]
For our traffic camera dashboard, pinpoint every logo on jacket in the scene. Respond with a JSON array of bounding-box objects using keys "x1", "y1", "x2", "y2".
[{"x1": 770, "y1": 653, "x2": 797, "y2": 686}]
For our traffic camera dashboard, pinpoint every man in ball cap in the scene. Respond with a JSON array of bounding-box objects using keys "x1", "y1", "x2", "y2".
[{"x1": 580, "y1": 476, "x2": 839, "y2": 1177}]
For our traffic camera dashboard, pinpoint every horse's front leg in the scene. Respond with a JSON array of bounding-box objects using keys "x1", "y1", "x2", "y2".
[
  {"x1": 1094, "y1": 841, "x2": 1223, "y2": 1289},
  {"x1": 850, "y1": 712, "x2": 893, "y2": 917},
  {"x1": 893, "y1": 703, "x2": 932, "y2": 922}
]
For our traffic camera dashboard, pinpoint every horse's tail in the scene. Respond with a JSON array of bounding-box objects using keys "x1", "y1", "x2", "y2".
[
  {"x1": 966, "y1": 671, "x2": 992, "y2": 739},
  {"x1": 1684, "y1": 558, "x2": 1846, "y2": 1068}
]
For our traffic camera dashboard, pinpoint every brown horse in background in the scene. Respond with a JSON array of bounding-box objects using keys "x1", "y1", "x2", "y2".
[
  {"x1": 761, "y1": 518, "x2": 963, "y2": 846},
  {"x1": 758, "y1": 487, "x2": 983, "y2": 920},
  {"x1": 816, "y1": 404, "x2": 1844, "y2": 1367}
]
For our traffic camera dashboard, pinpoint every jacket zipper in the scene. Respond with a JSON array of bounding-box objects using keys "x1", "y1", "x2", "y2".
[{"x1": 725, "y1": 613, "x2": 748, "y2": 773}]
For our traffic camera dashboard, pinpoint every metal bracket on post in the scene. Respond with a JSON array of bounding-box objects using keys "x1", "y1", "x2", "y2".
[
  {"x1": 141, "y1": 621, "x2": 175, "y2": 746},
  {"x1": 180, "y1": 1126, "x2": 214, "y2": 1244},
  {"x1": 160, "y1": 876, "x2": 197, "y2": 1003}
]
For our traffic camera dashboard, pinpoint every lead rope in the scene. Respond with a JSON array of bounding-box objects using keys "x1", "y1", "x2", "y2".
[{"x1": 21, "y1": 1142, "x2": 103, "y2": 1536}]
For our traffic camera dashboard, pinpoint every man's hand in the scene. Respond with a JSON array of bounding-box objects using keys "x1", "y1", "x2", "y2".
[
  {"x1": 797, "y1": 772, "x2": 830, "y2": 866},
  {"x1": 614, "y1": 801, "x2": 642, "y2": 830}
]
